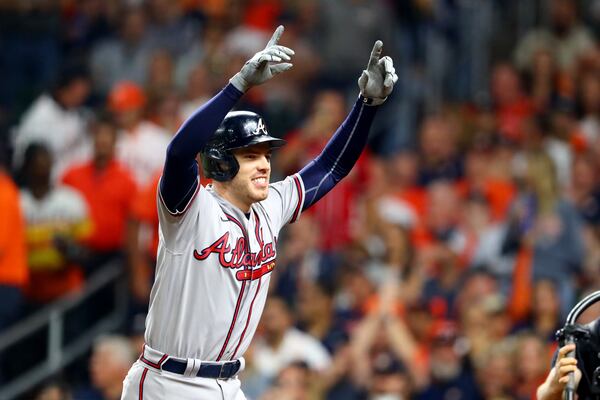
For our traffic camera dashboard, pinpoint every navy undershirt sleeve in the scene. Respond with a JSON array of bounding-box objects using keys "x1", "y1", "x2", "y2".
[
  {"x1": 298, "y1": 96, "x2": 378, "y2": 210},
  {"x1": 160, "y1": 83, "x2": 243, "y2": 212}
]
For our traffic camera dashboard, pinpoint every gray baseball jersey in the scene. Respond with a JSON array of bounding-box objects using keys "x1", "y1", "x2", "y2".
[{"x1": 144, "y1": 174, "x2": 304, "y2": 361}]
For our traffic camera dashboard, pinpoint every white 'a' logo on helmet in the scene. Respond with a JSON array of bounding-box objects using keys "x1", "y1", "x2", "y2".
[{"x1": 253, "y1": 118, "x2": 267, "y2": 136}]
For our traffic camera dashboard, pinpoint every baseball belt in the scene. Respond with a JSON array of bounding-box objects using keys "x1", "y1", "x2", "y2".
[
  {"x1": 140, "y1": 346, "x2": 242, "y2": 379},
  {"x1": 161, "y1": 358, "x2": 241, "y2": 379}
]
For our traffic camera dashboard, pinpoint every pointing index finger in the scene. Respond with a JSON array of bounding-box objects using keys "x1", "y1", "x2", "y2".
[
  {"x1": 368, "y1": 40, "x2": 383, "y2": 69},
  {"x1": 266, "y1": 25, "x2": 284, "y2": 48}
]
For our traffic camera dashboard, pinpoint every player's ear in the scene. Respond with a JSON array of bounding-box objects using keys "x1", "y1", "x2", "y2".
[{"x1": 217, "y1": 160, "x2": 233, "y2": 173}]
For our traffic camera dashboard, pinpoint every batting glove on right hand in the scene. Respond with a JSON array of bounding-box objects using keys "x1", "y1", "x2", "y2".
[
  {"x1": 358, "y1": 41, "x2": 398, "y2": 106},
  {"x1": 230, "y1": 25, "x2": 295, "y2": 93}
]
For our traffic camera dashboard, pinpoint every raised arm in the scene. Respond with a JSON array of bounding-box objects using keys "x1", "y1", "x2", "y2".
[
  {"x1": 160, "y1": 26, "x2": 294, "y2": 213},
  {"x1": 298, "y1": 41, "x2": 397, "y2": 210}
]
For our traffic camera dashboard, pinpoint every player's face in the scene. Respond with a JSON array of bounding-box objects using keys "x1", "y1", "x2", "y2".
[{"x1": 227, "y1": 143, "x2": 272, "y2": 211}]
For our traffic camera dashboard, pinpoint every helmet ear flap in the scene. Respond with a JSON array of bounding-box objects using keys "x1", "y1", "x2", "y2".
[{"x1": 202, "y1": 148, "x2": 239, "y2": 181}]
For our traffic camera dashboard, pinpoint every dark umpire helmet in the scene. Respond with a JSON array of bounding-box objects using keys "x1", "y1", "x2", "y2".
[{"x1": 202, "y1": 111, "x2": 286, "y2": 181}]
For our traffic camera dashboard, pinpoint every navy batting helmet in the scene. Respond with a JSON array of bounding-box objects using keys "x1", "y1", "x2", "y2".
[{"x1": 202, "y1": 111, "x2": 286, "y2": 181}]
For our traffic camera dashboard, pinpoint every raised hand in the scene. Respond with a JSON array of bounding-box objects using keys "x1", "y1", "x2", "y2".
[
  {"x1": 357, "y1": 41, "x2": 398, "y2": 105},
  {"x1": 230, "y1": 25, "x2": 295, "y2": 93}
]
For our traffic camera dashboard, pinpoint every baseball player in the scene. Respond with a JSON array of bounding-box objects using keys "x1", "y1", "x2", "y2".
[{"x1": 121, "y1": 25, "x2": 398, "y2": 399}]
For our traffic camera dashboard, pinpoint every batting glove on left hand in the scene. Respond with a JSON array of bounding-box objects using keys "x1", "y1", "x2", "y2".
[
  {"x1": 230, "y1": 25, "x2": 295, "y2": 93},
  {"x1": 358, "y1": 41, "x2": 398, "y2": 106}
]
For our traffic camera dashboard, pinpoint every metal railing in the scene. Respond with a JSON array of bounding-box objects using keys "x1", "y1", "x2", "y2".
[{"x1": 0, "y1": 262, "x2": 129, "y2": 400}]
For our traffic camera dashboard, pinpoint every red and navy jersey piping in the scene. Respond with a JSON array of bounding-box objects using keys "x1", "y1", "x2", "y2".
[{"x1": 291, "y1": 174, "x2": 304, "y2": 223}]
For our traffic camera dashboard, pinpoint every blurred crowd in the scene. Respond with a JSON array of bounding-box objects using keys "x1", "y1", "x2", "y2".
[{"x1": 1, "y1": 0, "x2": 600, "y2": 399}]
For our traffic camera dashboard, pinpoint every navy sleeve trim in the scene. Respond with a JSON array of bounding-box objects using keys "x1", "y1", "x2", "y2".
[{"x1": 290, "y1": 174, "x2": 304, "y2": 223}]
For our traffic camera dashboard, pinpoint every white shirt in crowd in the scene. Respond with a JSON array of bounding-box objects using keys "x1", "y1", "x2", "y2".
[
  {"x1": 12, "y1": 94, "x2": 92, "y2": 181},
  {"x1": 252, "y1": 328, "x2": 332, "y2": 379}
]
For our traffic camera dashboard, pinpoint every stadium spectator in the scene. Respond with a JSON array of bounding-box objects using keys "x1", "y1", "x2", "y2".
[
  {"x1": 126, "y1": 173, "x2": 160, "y2": 305},
  {"x1": 490, "y1": 63, "x2": 536, "y2": 143},
  {"x1": 415, "y1": 321, "x2": 481, "y2": 400},
  {"x1": 0, "y1": 151, "x2": 28, "y2": 330},
  {"x1": 148, "y1": 90, "x2": 185, "y2": 134},
  {"x1": 107, "y1": 81, "x2": 170, "y2": 187},
  {"x1": 11, "y1": 65, "x2": 92, "y2": 181},
  {"x1": 367, "y1": 353, "x2": 412, "y2": 400},
  {"x1": 89, "y1": 6, "x2": 154, "y2": 95},
  {"x1": 570, "y1": 151, "x2": 600, "y2": 224},
  {"x1": 61, "y1": 117, "x2": 136, "y2": 273},
  {"x1": 474, "y1": 340, "x2": 516, "y2": 400},
  {"x1": 514, "y1": 278, "x2": 563, "y2": 343},
  {"x1": 514, "y1": 0, "x2": 595, "y2": 74},
  {"x1": 516, "y1": 112, "x2": 573, "y2": 191},
  {"x1": 271, "y1": 214, "x2": 339, "y2": 305},
  {"x1": 458, "y1": 193, "x2": 507, "y2": 272},
  {"x1": 523, "y1": 49, "x2": 562, "y2": 111},
  {"x1": 33, "y1": 379, "x2": 73, "y2": 400},
  {"x1": 350, "y1": 279, "x2": 428, "y2": 393},
  {"x1": 513, "y1": 332, "x2": 552, "y2": 400},
  {"x1": 251, "y1": 297, "x2": 331, "y2": 381},
  {"x1": 259, "y1": 361, "x2": 318, "y2": 400},
  {"x1": 575, "y1": 71, "x2": 600, "y2": 152},
  {"x1": 383, "y1": 149, "x2": 426, "y2": 221},
  {"x1": 459, "y1": 145, "x2": 516, "y2": 221},
  {"x1": 296, "y1": 280, "x2": 348, "y2": 354},
  {"x1": 19, "y1": 143, "x2": 90, "y2": 304},
  {"x1": 73, "y1": 335, "x2": 137, "y2": 400},
  {"x1": 417, "y1": 114, "x2": 463, "y2": 185},
  {"x1": 179, "y1": 64, "x2": 214, "y2": 118},
  {"x1": 145, "y1": 50, "x2": 177, "y2": 107},
  {"x1": 503, "y1": 151, "x2": 584, "y2": 318}
]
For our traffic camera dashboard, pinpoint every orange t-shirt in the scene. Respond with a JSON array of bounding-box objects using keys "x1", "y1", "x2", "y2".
[
  {"x1": 131, "y1": 174, "x2": 160, "y2": 259},
  {"x1": 62, "y1": 160, "x2": 136, "y2": 252},
  {"x1": 0, "y1": 172, "x2": 28, "y2": 287}
]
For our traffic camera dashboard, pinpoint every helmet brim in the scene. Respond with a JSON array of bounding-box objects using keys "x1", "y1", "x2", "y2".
[{"x1": 228, "y1": 136, "x2": 286, "y2": 150}]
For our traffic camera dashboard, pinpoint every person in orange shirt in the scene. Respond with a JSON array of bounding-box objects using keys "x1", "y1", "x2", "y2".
[
  {"x1": 61, "y1": 117, "x2": 136, "y2": 275},
  {"x1": 490, "y1": 63, "x2": 536, "y2": 143},
  {"x1": 0, "y1": 152, "x2": 28, "y2": 331},
  {"x1": 107, "y1": 81, "x2": 170, "y2": 188},
  {"x1": 127, "y1": 173, "x2": 160, "y2": 304}
]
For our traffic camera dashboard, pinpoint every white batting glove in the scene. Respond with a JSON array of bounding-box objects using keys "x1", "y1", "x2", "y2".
[
  {"x1": 358, "y1": 41, "x2": 398, "y2": 106},
  {"x1": 229, "y1": 25, "x2": 295, "y2": 93}
]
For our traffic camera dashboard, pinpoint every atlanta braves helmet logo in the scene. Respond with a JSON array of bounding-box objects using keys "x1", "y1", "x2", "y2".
[{"x1": 253, "y1": 118, "x2": 268, "y2": 136}]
